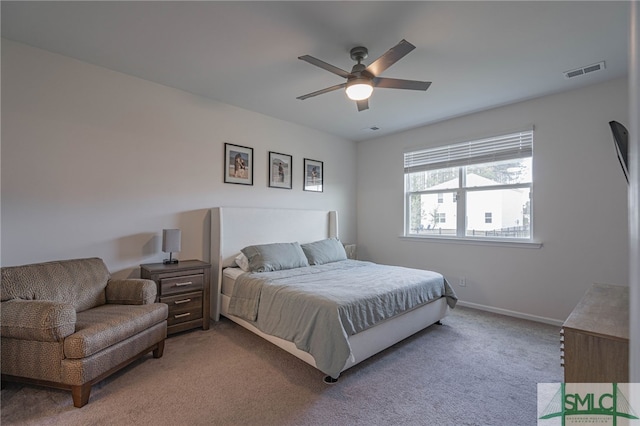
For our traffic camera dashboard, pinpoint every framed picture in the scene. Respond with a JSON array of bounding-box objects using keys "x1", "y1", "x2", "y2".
[
  {"x1": 224, "y1": 143, "x2": 253, "y2": 185},
  {"x1": 268, "y1": 151, "x2": 292, "y2": 189},
  {"x1": 303, "y1": 158, "x2": 323, "y2": 192}
]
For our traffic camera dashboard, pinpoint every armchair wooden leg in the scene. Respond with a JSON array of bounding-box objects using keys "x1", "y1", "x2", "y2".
[
  {"x1": 71, "y1": 383, "x2": 91, "y2": 408},
  {"x1": 153, "y1": 340, "x2": 165, "y2": 358}
]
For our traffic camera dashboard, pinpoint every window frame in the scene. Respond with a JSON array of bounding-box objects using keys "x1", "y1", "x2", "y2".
[{"x1": 403, "y1": 129, "x2": 534, "y2": 243}]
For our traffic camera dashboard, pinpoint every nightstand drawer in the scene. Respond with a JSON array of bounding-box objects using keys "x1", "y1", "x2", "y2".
[
  {"x1": 160, "y1": 274, "x2": 203, "y2": 295},
  {"x1": 164, "y1": 291, "x2": 203, "y2": 326}
]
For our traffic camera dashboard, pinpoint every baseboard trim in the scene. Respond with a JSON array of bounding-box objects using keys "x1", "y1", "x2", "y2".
[{"x1": 456, "y1": 300, "x2": 564, "y2": 327}]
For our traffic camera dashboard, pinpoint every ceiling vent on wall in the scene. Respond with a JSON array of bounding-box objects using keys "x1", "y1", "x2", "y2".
[{"x1": 563, "y1": 61, "x2": 606, "y2": 79}]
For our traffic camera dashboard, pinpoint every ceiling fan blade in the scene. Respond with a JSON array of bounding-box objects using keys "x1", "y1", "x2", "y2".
[
  {"x1": 365, "y1": 39, "x2": 416, "y2": 77},
  {"x1": 356, "y1": 99, "x2": 369, "y2": 112},
  {"x1": 297, "y1": 82, "x2": 347, "y2": 100},
  {"x1": 373, "y1": 77, "x2": 431, "y2": 91},
  {"x1": 298, "y1": 55, "x2": 351, "y2": 79}
]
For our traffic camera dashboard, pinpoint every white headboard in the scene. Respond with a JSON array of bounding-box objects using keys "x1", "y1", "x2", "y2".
[{"x1": 210, "y1": 207, "x2": 338, "y2": 320}]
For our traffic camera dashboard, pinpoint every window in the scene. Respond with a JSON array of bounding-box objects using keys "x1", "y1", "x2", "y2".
[{"x1": 404, "y1": 129, "x2": 533, "y2": 240}]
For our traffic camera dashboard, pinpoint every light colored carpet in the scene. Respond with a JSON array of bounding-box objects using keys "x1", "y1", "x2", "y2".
[{"x1": 1, "y1": 306, "x2": 563, "y2": 425}]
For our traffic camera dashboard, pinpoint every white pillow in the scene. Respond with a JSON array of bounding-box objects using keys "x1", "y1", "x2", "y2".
[{"x1": 235, "y1": 253, "x2": 250, "y2": 272}]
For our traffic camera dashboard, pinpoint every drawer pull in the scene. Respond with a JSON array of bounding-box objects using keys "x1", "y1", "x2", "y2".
[
  {"x1": 174, "y1": 313, "x2": 191, "y2": 319},
  {"x1": 174, "y1": 299, "x2": 192, "y2": 305},
  {"x1": 174, "y1": 281, "x2": 193, "y2": 287}
]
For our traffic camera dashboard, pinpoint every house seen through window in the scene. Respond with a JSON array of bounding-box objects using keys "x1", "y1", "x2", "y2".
[{"x1": 404, "y1": 129, "x2": 533, "y2": 240}]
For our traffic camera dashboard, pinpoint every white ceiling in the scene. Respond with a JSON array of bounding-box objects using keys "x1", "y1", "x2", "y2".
[{"x1": 1, "y1": 1, "x2": 630, "y2": 142}]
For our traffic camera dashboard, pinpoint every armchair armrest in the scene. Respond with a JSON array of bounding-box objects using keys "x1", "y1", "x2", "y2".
[
  {"x1": 106, "y1": 279, "x2": 157, "y2": 305},
  {"x1": 0, "y1": 299, "x2": 76, "y2": 342}
]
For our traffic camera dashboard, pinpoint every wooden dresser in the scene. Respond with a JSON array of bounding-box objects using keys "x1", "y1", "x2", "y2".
[
  {"x1": 140, "y1": 260, "x2": 211, "y2": 335},
  {"x1": 561, "y1": 283, "x2": 629, "y2": 383}
]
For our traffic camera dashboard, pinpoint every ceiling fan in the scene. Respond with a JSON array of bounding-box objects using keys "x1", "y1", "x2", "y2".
[{"x1": 296, "y1": 39, "x2": 431, "y2": 112}]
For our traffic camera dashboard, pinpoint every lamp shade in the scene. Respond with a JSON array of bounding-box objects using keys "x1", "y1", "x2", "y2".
[
  {"x1": 162, "y1": 229, "x2": 181, "y2": 253},
  {"x1": 345, "y1": 78, "x2": 373, "y2": 101}
]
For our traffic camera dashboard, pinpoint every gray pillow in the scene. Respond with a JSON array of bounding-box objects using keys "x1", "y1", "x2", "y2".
[
  {"x1": 301, "y1": 238, "x2": 347, "y2": 265},
  {"x1": 241, "y1": 242, "x2": 309, "y2": 272}
]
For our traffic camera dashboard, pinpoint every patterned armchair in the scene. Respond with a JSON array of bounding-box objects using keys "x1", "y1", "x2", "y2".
[{"x1": 0, "y1": 257, "x2": 168, "y2": 407}]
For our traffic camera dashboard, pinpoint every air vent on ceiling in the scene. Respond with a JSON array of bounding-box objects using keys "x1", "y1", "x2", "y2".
[
  {"x1": 563, "y1": 61, "x2": 606, "y2": 79},
  {"x1": 361, "y1": 126, "x2": 380, "y2": 132}
]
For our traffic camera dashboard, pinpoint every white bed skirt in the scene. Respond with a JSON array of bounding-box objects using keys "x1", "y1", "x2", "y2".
[{"x1": 221, "y1": 294, "x2": 449, "y2": 375}]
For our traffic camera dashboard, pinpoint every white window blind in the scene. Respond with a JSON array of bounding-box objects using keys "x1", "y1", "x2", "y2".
[{"x1": 404, "y1": 129, "x2": 533, "y2": 173}]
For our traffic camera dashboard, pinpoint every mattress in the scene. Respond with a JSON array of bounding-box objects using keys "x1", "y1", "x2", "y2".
[
  {"x1": 226, "y1": 260, "x2": 457, "y2": 378},
  {"x1": 222, "y1": 267, "x2": 244, "y2": 296}
]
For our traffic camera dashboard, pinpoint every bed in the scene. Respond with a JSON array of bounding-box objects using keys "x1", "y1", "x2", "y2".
[{"x1": 210, "y1": 207, "x2": 457, "y2": 381}]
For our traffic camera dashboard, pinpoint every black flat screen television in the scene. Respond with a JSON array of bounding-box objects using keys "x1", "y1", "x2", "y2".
[{"x1": 609, "y1": 120, "x2": 629, "y2": 184}]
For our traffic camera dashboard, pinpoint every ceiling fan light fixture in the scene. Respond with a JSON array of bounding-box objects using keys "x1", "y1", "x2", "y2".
[
  {"x1": 297, "y1": 40, "x2": 429, "y2": 111},
  {"x1": 345, "y1": 78, "x2": 373, "y2": 101}
]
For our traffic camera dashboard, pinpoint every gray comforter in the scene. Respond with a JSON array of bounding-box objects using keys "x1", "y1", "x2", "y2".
[{"x1": 228, "y1": 260, "x2": 457, "y2": 378}]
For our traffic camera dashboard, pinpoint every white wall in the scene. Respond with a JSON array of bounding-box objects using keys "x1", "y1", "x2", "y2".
[
  {"x1": 357, "y1": 77, "x2": 629, "y2": 324},
  {"x1": 1, "y1": 39, "x2": 357, "y2": 278}
]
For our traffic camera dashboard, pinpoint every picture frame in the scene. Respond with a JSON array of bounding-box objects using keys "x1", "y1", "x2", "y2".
[
  {"x1": 303, "y1": 158, "x2": 323, "y2": 192},
  {"x1": 268, "y1": 151, "x2": 292, "y2": 189},
  {"x1": 224, "y1": 143, "x2": 253, "y2": 185}
]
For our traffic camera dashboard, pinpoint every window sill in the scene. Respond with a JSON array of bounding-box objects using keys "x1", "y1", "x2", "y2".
[{"x1": 399, "y1": 235, "x2": 543, "y2": 249}]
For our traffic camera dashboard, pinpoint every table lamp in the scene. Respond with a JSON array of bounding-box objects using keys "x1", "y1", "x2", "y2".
[{"x1": 162, "y1": 229, "x2": 181, "y2": 264}]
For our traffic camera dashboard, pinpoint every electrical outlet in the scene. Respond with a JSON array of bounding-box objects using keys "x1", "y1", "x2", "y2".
[{"x1": 459, "y1": 277, "x2": 467, "y2": 287}]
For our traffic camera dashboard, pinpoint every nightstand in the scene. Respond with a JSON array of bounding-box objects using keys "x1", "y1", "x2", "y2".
[
  {"x1": 140, "y1": 260, "x2": 211, "y2": 335},
  {"x1": 343, "y1": 244, "x2": 357, "y2": 260}
]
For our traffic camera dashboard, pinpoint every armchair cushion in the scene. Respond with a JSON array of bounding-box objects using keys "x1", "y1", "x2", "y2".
[
  {"x1": 106, "y1": 279, "x2": 157, "y2": 305},
  {"x1": 1, "y1": 299, "x2": 76, "y2": 342},
  {"x1": 1, "y1": 258, "x2": 110, "y2": 312},
  {"x1": 64, "y1": 303, "x2": 168, "y2": 359}
]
